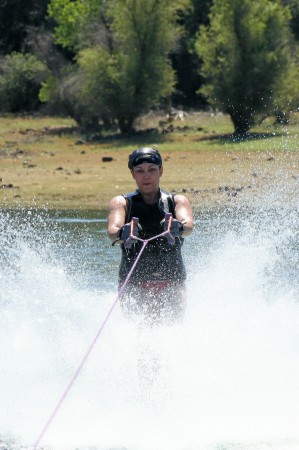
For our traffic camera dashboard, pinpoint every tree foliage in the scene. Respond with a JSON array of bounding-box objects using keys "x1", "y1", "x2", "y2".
[
  {"x1": 0, "y1": 52, "x2": 48, "y2": 112},
  {"x1": 48, "y1": 0, "x2": 103, "y2": 51},
  {"x1": 46, "y1": 0, "x2": 189, "y2": 133},
  {"x1": 40, "y1": 66, "x2": 102, "y2": 129},
  {"x1": 171, "y1": 0, "x2": 213, "y2": 107},
  {"x1": 195, "y1": 0, "x2": 297, "y2": 133},
  {"x1": 0, "y1": 0, "x2": 298, "y2": 132},
  {"x1": 282, "y1": 0, "x2": 299, "y2": 40}
]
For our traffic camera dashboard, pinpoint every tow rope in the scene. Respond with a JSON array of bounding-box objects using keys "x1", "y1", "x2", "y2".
[{"x1": 32, "y1": 213, "x2": 174, "y2": 449}]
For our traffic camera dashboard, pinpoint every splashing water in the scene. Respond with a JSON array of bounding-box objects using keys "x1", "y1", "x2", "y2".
[{"x1": 0, "y1": 175, "x2": 298, "y2": 450}]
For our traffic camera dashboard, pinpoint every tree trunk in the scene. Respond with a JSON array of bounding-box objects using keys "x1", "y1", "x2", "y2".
[
  {"x1": 230, "y1": 111, "x2": 252, "y2": 135},
  {"x1": 118, "y1": 116, "x2": 135, "y2": 135},
  {"x1": 274, "y1": 110, "x2": 289, "y2": 125},
  {"x1": 76, "y1": 115, "x2": 101, "y2": 133}
]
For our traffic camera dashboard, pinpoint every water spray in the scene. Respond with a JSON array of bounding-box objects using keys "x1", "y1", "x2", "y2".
[{"x1": 32, "y1": 213, "x2": 175, "y2": 449}]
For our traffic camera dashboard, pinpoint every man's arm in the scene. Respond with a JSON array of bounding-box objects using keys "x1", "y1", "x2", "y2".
[
  {"x1": 107, "y1": 195, "x2": 127, "y2": 242},
  {"x1": 173, "y1": 194, "x2": 194, "y2": 237}
]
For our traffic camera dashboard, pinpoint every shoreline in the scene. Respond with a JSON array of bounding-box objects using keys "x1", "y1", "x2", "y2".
[{"x1": 0, "y1": 114, "x2": 298, "y2": 211}]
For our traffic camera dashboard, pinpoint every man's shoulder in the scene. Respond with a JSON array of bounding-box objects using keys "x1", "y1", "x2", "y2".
[
  {"x1": 173, "y1": 193, "x2": 186, "y2": 201},
  {"x1": 123, "y1": 190, "x2": 139, "y2": 199},
  {"x1": 173, "y1": 193, "x2": 192, "y2": 207},
  {"x1": 109, "y1": 195, "x2": 127, "y2": 209}
]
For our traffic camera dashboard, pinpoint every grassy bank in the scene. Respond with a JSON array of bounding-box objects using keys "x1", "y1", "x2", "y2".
[{"x1": 0, "y1": 111, "x2": 298, "y2": 211}]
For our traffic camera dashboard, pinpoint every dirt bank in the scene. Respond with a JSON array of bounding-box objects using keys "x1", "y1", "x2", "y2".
[{"x1": 0, "y1": 114, "x2": 298, "y2": 210}]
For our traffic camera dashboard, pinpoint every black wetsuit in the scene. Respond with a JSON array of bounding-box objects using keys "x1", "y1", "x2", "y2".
[{"x1": 119, "y1": 189, "x2": 186, "y2": 286}]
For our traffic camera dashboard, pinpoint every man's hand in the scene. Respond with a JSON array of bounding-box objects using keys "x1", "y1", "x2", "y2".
[
  {"x1": 160, "y1": 217, "x2": 184, "y2": 238},
  {"x1": 118, "y1": 221, "x2": 141, "y2": 243}
]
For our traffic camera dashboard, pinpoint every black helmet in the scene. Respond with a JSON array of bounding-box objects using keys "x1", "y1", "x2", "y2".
[{"x1": 128, "y1": 147, "x2": 162, "y2": 170}]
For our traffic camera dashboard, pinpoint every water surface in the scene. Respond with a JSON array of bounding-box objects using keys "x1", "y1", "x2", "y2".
[{"x1": 0, "y1": 188, "x2": 298, "y2": 450}]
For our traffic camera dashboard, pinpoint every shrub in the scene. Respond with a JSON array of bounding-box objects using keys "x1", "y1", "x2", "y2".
[
  {"x1": 39, "y1": 67, "x2": 102, "y2": 131},
  {"x1": 0, "y1": 52, "x2": 48, "y2": 112}
]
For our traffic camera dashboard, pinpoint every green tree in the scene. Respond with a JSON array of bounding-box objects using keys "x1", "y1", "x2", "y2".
[
  {"x1": 0, "y1": 52, "x2": 48, "y2": 112},
  {"x1": 195, "y1": 0, "x2": 297, "y2": 134},
  {"x1": 47, "y1": 0, "x2": 189, "y2": 133}
]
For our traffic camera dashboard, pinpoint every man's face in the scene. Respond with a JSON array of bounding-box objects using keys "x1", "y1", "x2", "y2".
[{"x1": 131, "y1": 163, "x2": 163, "y2": 194}]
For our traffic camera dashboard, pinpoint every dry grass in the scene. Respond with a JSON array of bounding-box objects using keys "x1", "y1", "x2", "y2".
[{"x1": 0, "y1": 112, "x2": 298, "y2": 210}]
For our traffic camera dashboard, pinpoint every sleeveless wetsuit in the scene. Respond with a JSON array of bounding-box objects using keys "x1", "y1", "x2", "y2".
[{"x1": 119, "y1": 189, "x2": 186, "y2": 285}]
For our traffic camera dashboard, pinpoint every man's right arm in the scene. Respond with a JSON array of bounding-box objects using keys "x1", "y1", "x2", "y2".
[
  {"x1": 173, "y1": 194, "x2": 194, "y2": 237},
  {"x1": 107, "y1": 195, "x2": 127, "y2": 243}
]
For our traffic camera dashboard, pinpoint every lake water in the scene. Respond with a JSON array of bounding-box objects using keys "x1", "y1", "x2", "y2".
[{"x1": 0, "y1": 179, "x2": 299, "y2": 450}]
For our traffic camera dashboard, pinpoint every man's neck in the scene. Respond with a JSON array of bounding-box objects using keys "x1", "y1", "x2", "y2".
[{"x1": 140, "y1": 189, "x2": 160, "y2": 204}]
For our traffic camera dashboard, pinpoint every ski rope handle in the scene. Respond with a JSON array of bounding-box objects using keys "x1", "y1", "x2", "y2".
[{"x1": 124, "y1": 212, "x2": 174, "y2": 248}]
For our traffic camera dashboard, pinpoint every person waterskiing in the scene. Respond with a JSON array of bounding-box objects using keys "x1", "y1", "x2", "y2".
[{"x1": 107, "y1": 147, "x2": 194, "y2": 323}]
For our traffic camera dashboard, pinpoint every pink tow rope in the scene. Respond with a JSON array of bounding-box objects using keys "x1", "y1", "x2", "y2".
[{"x1": 32, "y1": 214, "x2": 174, "y2": 449}]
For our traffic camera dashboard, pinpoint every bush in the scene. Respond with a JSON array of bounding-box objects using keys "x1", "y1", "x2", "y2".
[
  {"x1": 0, "y1": 52, "x2": 48, "y2": 112},
  {"x1": 39, "y1": 67, "x2": 102, "y2": 131}
]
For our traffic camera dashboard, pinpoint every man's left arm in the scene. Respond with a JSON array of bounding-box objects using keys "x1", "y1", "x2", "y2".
[{"x1": 174, "y1": 194, "x2": 194, "y2": 237}]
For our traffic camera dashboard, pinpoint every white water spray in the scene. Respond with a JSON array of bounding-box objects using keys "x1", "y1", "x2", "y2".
[{"x1": 0, "y1": 175, "x2": 298, "y2": 450}]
